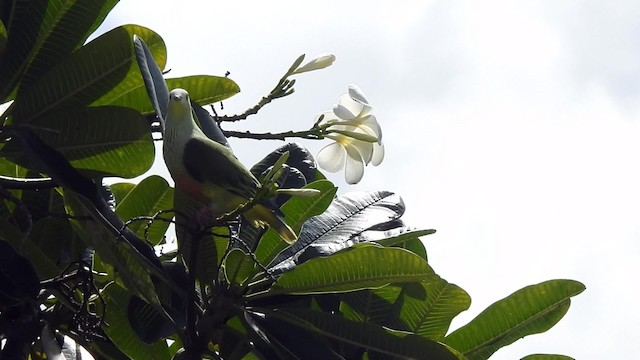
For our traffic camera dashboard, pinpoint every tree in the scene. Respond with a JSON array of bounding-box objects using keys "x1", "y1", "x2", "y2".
[{"x1": 0, "y1": 2, "x2": 583, "y2": 359}]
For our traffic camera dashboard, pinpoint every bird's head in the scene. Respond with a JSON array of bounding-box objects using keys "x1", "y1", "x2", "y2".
[{"x1": 167, "y1": 88, "x2": 192, "y2": 120}]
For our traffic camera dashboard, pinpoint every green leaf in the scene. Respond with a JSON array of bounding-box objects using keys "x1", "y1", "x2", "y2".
[
  {"x1": 110, "y1": 182, "x2": 137, "y2": 205},
  {"x1": 340, "y1": 284, "x2": 403, "y2": 324},
  {"x1": 521, "y1": 355, "x2": 574, "y2": 360},
  {"x1": 166, "y1": 75, "x2": 240, "y2": 106},
  {"x1": 173, "y1": 189, "x2": 229, "y2": 283},
  {"x1": 0, "y1": 218, "x2": 60, "y2": 279},
  {"x1": 2, "y1": 106, "x2": 154, "y2": 178},
  {"x1": 65, "y1": 190, "x2": 161, "y2": 307},
  {"x1": 28, "y1": 217, "x2": 78, "y2": 276},
  {"x1": 116, "y1": 175, "x2": 173, "y2": 245},
  {"x1": 12, "y1": 24, "x2": 163, "y2": 124},
  {"x1": 266, "y1": 244, "x2": 438, "y2": 296},
  {"x1": 0, "y1": 20, "x2": 7, "y2": 59},
  {"x1": 0, "y1": 240, "x2": 40, "y2": 306},
  {"x1": 444, "y1": 280, "x2": 586, "y2": 360},
  {"x1": 261, "y1": 308, "x2": 458, "y2": 360},
  {"x1": 255, "y1": 179, "x2": 337, "y2": 265},
  {"x1": 91, "y1": 30, "x2": 167, "y2": 112},
  {"x1": 223, "y1": 248, "x2": 258, "y2": 286},
  {"x1": 0, "y1": 0, "x2": 119, "y2": 99},
  {"x1": 102, "y1": 282, "x2": 172, "y2": 360},
  {"x1": 393, "y1": 279, "x2": 470, "y2": 341}
]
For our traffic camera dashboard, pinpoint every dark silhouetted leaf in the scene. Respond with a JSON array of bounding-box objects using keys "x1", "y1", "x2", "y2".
[{"x1": 268, "y1": 191, "x2": 404, "y2": 274}]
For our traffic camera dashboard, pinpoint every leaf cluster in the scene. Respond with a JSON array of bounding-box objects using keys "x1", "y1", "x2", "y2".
[{"x1": 0, "y1": 2, "x2": 584, "y2": 360}]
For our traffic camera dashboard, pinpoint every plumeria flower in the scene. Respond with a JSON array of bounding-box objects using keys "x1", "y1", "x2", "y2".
[
  {"x1": 316, "y1": 85, "x2": 385, "y2": 184},
  {"x1": 292, "y1": 53, "x2": 336, "y2": 74}
]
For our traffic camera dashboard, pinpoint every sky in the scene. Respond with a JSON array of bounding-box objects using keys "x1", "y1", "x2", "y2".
[{"x1": 98, "y1": 1, "x2": 640, "y2": 358}]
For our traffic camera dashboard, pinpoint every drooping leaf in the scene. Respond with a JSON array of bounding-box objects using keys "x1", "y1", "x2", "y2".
[
  {"x1": 260, "y1": 308, "x2": 458, "y2": 360},
  {"x1": 102, "y1": 282, "x2": 172, "y2": 360},
  {"x1": 12, "y1": 24, "x2": 162, "y2": 124},
  {"x1": 265, "y1": 244, "x2": 437, "y2": 296},
  {"x1": 4, "y1": 126, "x2": 162, "y2": 275},
  {"x1": 267, "y1": 191, "x2": 404, "y2": 274},
  {"x1": 115, "y1": 175, "x2": 173, "y2": 245},
  {"x1": 2, "y1": 106, "x2": 154, "y2": 178},
  {"x1": 444, "y1": 280, "x2": 586, "y2": 360}
]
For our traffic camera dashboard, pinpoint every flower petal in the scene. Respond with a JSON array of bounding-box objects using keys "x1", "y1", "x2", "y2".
[
  {"x1": 344, "y1": 145, "x2": 366, "y2": 184},
  {"x1": 371, "y1": 141, "x2": 385, "y2": 166},
  {"x1": 316, "y1": 142, "x2": 346, "y2": 173},
  {"x1": 293, "y1": 53, "x2": 336, "y2": 74},
  {"x1": 333, "y1": 93, "x2": 366, "y2": 120},
  {"x1": 348, "y1": 139, "x2": 374, "y2": 165},
  {"x1": 348, "y1": 84, "x2": 371, "y2": 106}
]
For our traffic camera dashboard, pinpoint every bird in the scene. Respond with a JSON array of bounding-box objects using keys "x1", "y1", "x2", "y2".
[{"x1": 162, "y1": 88, "x2": 297, "y2": 243}]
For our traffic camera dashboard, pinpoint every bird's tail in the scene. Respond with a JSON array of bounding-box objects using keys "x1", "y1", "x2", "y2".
[{"x1": 246, "y1": 204, "x2": 297, "y2": 244}]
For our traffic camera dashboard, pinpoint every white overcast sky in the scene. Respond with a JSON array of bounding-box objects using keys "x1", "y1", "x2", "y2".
[{"x1": 99, "y1": 1, "x2": 640, "y2": 358}]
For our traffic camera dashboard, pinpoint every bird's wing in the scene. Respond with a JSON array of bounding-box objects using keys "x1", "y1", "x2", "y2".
[{"x1": 183, "y1": 136, "x2": 259, "y2": 200}]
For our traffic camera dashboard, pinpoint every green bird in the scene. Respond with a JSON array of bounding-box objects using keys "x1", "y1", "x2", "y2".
[{"x1": 162, "y1": 88, "x2": 297, "y2": 243}]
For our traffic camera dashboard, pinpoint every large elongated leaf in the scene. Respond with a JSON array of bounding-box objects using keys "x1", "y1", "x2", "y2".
[
  {"x1": 265, "y1": 244, "x2": 437, "y2": 296},
  {"x1": 0, "y1": 0, "x2": 118, "y2": 98},
  {"x1": 21, "y1": 1, "x2": 120, "y2": 89},
  {"x1": 340, "y1": 284, "x2": 404, "y2": 324},
  {"x1": 115, "y1": 175, "x2": 173, "y2": 245},
  {"x1": 267, "y1": 191, "x2": 404, "y2": 274},
  {"x1": 444, "y1": 280, "x2": 585, "y2": 360},
  {"x1": 91, "y1": 34, "x2": 168, "y2": 112},
  {"x1": 392, "y1": 279, "x2": 470, "y2": 341},
  {"x1": 102, "y1": 282, "x2": 172, "y2": 360},
  {"x1": 2, "y1": 106, "x2": 154, "y2": 178},
  {"x1": 12, "y1": 24, "x2": 162, "y2": 124},
  {"x1": 260, "y1": 308, "x2": 458, "y2": 360}
]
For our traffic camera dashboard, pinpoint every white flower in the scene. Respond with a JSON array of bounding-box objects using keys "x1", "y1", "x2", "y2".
[
  {"x1": 316, "y1": 85, "x2": 385, "y2": 184},
  {"x1": 293, "y1": 54, "x2": 336, "y2": 74}
]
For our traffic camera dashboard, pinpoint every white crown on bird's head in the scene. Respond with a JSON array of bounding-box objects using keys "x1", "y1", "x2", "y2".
[{"x1": 168, "y1": 88, "x2": 192, "y2": 118}]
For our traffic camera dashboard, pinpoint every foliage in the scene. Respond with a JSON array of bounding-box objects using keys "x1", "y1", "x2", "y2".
[{"x1": 0, "y1": 2, "x2": 584, "y2": 359}]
